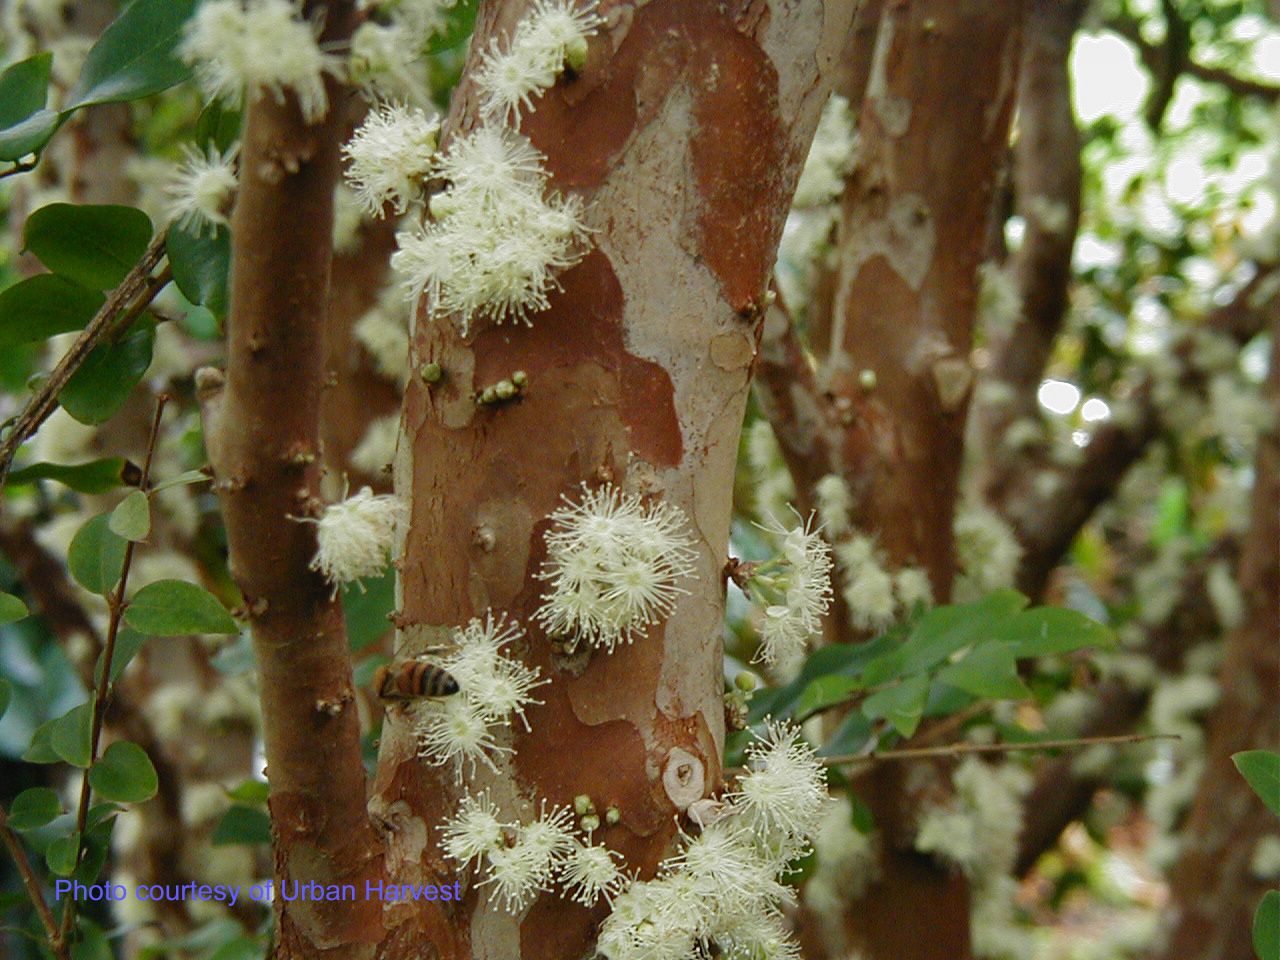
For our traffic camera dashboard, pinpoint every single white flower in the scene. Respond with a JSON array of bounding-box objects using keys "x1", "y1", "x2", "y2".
[
  {"x1": 559, "y1": 839, "x2": 626, "y2": 905},
  {"x1": 342, "y1": 102, "x2": 440, "y2": 216},
  {"x1": 415, "y1": 694, "x2": 511, "y2": 777},
  {"x1": 349, "y1": 20, "x2": 432, "y2": 106},
  {"x1": 742, "y1": 514, "x2": 833, "y2": 665},
  {"x1": 728, "y1": 720, "x2": 827, "y2": 850},
  {"x1": 310, "y1": 487, "x2": 405, "y2": 586},
  {"x1": 893, "y1": 566, "x2": 934, "y2": 611},
  {"x1": 440, "y1": 612, "x2": 546, "y2": 730},
  {"x1": 535, "y1": 483, "x2": 697, "y2": 651},
  {"x1": 164, "y1": 144, "x2": 238, "y2": 234},
  {"x1": 440, "y1": 791, "x2": 506, "y2": 868},
  {"x1": 180, "y1": 0, "x2": 342, "y2": 124},
  {"x1": 953, "y1": 503, "x2": 1023, "y2": 601}
]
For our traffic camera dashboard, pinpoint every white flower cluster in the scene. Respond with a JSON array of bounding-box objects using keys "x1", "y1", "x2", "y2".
[
  {"x1": 342, "y1": 102, "x2": 440, "y2": 216},
  {"x1": 740, "y1": 516, "x2": 833, "y2": 667},
  {"x1": 976, "y1": 261, "x2": 1022, "y2": 339},
  {"x1": 392, "y1": 126, "x2": 589, "y2": 332},
  {"x1": 415, "y1": 613, "x2": 545, "y2": 778},
  {"x1": 350, "y1": 413, "x2": 401, "y2": 475},
  {"x1": 952, "y1": 504, "x2": 1023, "y2": 602},
  {"x1": 535, "y1": 483, "x2": 697, "y2": 652},
  {"x1": 475, "y1": 0, "x2": 602, "y2": 121},
  {"x1": 598, "y1": 721, "x2": 827, "y2": 960},
  {"x1": 814, "y1": 473, "x2": 852, "y2": 537},
  {"x1": 354, "y1": 284, "x2": 414, "y2": 383},
  {"x1": 180, "y1": 0, "x2": 341, "y2": 124},
  {"x1": 803, "y1": 796, "x2": 880, "y2": 928},
  {"x1": 792, "y1": 94, "x2": 857, "y2": 209},
  {"x1": 441, "y1": 792, "x2": 625, "y2": 912},
  {"x1": 835, "y1": 534, "x2": 933, "y2": 632},
  {"x1": 350, "y1": 0, "x2": 458, "y2": 105},
  {"x1": 913, "y1": 758, "x2": 1031, "y2": 881},
  {"x1": 310, "y1": 487, "x2": 406, "y2": 586},
  {"x1": 164, "y1": 145, "x2": 238, "y2": 235},
  {"x1": 380, "y1": 2, "x2": 596, "y2": 333},
  {"x1": 745, "y1": 419, "x2": 796, "y2": 524}
]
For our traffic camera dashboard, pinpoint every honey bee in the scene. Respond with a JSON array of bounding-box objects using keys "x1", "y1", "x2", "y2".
[{"x1": 373, "y1": 658, "x2": 460, "y2": 702}]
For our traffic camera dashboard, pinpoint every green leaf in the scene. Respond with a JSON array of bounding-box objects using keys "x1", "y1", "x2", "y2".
[
  {"x1": 23, "y1": 718, "x2": 61, "y2": 763},
  {"x1": 0, "y1": 108, "x2": 60, "y2": 161},
  {"x1": 993, "y1": 607, "x2": 1114, "y2": 658},
  {"x1": 0, "y1": 678, "x2": 9, "y2": 720},
  {"x1": 124, "y1": 580, "x2": 238, "y2": 636},
  {"x1": 7, "y1": 457, "x2": 138, "y2": 493},
  {"x1": 168, "y1": 222, "x2": 230, "y2": 318},
  {"x1": 0, "y1": 53, "x2": 51, "y2": 131},
  {"x1": 1234, "y1": 751, "x2": 1280, "y2": 818},
  {"x1": 211, "y1": 805, "x2": 272, "y2": 846},
  {"x1": 67, "y1": 513, "x2": 127, "y2": 596},
  {"x1": 209, "y1": 938, "x2": 267, "y2": 960},
  {"x1": 1255, "y1": 890, "x2": 1279, "y2": 960},
  {"x1": 427, "y1": 0, "x2": 479, "y2": 53},
  {"x1": 108, "y1": 489, "x2": 151, "y2": 541},
  {"x1": 848, "y1": 792, "x2": 875, "y2": 834},
  {"x1": 7, "y1": 787, "x2": 61, "y2": 831},
  {"x1": 70, "y1": 920, "x2": 113, "y2": 960},
  {"x1": 0, "y1": 591, "x2": 28, "y2": 625},
  {"x1": 150, "y1": 468, "x2": 211, "y2": 493},
  {"x1": 225, "y1": 779, "x2": 270, "y2": 805},
  {"x1": 343, "y1": 567, "x2": 394, "y2": 652},
  {"x1": 862, "y1": 674, "x2": 930, "y2": 738},
  {"x1": 0, "y1": 273, "x2": 104, "y2": 348},
  {"x1": 0, "y1": 53, "x2": 56, "y2": 161},
  {"x1": 52, "y1": 700, "x2": 94, "y2": 768},
  {"x1": 795, "y1": 674, "x2": 861, "y2": 720},
  {"x1": 24, "y1": 203, "x2": 153, "y2": 289},
  {"x1": 89, "y1": 741, "x2": 158, "y2": 803},
  {"x1": 63, "y1": 0, "x2": 199, "y2": 110},
  {"x1": 60, "y1": 322, "x2": 155, "y2": 425},
  {"x1": 936, "y1": 643, "x2": 1032, "y2": 700},
  {"x1": 861, "y1": 589, "x2": 1029, "y2": 686},
  {"x1": 46, "y1": 833, "x2": 80, "y2": 877},
  {"x1": 195, "y1": 101, "x2": 242, "y2": 153},
  {"x1": 95, "y1": 626, "x2": 148, "y2": 686}
]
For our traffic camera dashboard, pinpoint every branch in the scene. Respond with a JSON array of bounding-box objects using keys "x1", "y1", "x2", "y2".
[
  {"x1": 1106, "y1": 14, "x2": 1280, "y2": 105},
  {"x1": 195, "y1": 4, "x2": 382, "y2": 955},
  {"x1": 1013, "y1": 265, "x2": 1278, "y2": 597},
  {"x1": 0, "y1": 237, "x2": 169, "y2": 484},
  {"x1": 57, "y1": 396, "x2": 167, "y2": 949},
  {"x1": 0, "y1": 807, "x2": 60, "y2": 949},
  {"x1": 827, "y1": 731, "x2": 1180, "y2": 769}
]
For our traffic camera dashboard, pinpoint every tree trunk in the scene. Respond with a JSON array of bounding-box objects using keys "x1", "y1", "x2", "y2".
[
  {"x1": 370, "y1": 2, "x2": 858, "y2": 957},
  {"x1": 824, "y1": 3, "x2": 1025, "y2": 958},
  {"x1": 1151, "y1": 328, "x2": 1280, "y2": 960}
]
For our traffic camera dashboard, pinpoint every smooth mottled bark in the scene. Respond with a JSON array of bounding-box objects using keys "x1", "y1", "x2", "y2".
[
  {"x1": 371, "y1": 2, "x2": 859, "y2": 957},
  {"x1": 197, "y1": 3, "x2": 383, "y2": 957},
  {"x1": 1151, "y1": 329, "x2": 1279, "y2": 960},
  {"x1": 822, "y1": 3, "x2": 1024, "y2": 958}
]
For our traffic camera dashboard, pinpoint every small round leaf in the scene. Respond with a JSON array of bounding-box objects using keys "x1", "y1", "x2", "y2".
[
  {"x1": 7, "y1": 787, "x2": 61, "y2": 830},
  {"x1": 124, "y1": 580, "x2": 238, "y2": 636},
  {"x1": 108, "y1": 489, "x2": 150, "y2": 541},
  {"x1": 89, "y1": 741, "x2": 157, "y2": 803}
]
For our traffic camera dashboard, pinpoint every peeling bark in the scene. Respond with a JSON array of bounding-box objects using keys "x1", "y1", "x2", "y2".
[
  {"x1": 197, "y1": 3, "x2": 383, "y2": 957},
  {"x1": 371, "y1": 2, "x2": 858, "y2": 957}
]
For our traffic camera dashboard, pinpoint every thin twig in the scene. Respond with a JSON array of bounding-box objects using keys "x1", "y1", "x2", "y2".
[
  {"x1": 0, "y1": 234, "x2": 168, "y2": 485},
  {"x1": 0, "y1": 159, "x2": 38, "y2": 180},
  {"x1": 824, "y1": 731, "x2": 1180, "y2": 768},
  {"x1": 55, "y1": 395, "x2": 168, "y2": 952},
  {"x1": 0, "y1": 807, "x2": 60, "y2": 945}
]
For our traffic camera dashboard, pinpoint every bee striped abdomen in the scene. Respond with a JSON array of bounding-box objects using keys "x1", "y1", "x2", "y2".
[{"x1": 374, "y1": 659, "x2": 460, "y2": 701}]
